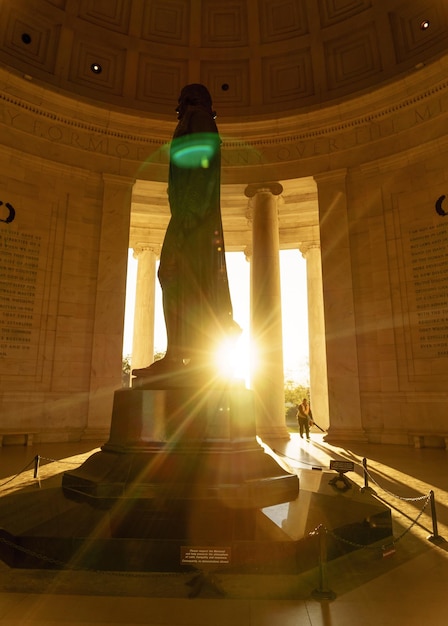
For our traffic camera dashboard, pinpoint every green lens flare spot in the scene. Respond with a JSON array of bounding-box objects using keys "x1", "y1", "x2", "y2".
[{"x1": 170, "y1": 133, "x2": 219, "y2": 168}]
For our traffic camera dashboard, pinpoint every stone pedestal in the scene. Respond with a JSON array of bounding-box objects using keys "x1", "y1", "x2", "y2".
[
  {"x1": 2, "y1": 388, "x2": 392, "y2": 574},
  {"x1": 62, "y1": 384, "x2": 299, "y2": 542}
]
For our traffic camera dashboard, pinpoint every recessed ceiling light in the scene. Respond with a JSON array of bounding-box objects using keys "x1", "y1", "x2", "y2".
[
  {"x1": 90, "y1": 63, "x2": 102, "y2": 74},
  {"x1": 420, "y1": 20, "x2": 430, "y2": 30},
  {"x1": 21, "y1": 33, "x2": 32, "y2": 44},
  {"x1": 221, "y1": 83, "x2": 229, "y2": 91}
]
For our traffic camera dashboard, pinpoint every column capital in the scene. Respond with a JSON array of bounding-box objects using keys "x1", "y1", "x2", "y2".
[
  {"x1": 244, "y1": 244, "x2": 252, "y2": 261},
  {"x1": 299, "y1": 241, "x2": 320, "y2": 258},
  {"x1": 244, "y1": 182, "x2": 283, "y2": 198},
  {"x1": 133, "y1": 245, "x2": 161, "y2": 260}
]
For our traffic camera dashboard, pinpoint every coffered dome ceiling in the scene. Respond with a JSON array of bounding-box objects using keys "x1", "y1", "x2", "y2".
[{"x1": 0, "y1": 0, "x2": 447, "y2": 120}]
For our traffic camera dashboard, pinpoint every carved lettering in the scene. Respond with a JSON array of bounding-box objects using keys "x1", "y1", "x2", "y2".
[
  {"x1": 0, "y1": 230, "x2": 42, "y2": 366},
  {"x1": 47, "y1": 125, "x2": 63, "y2": 141},
  {"x1": 0, "y1": 85, "x2": 446, "y2": 170},
  {"x1": 329, "y1": 138, "x2": 340, "y2": 151},
  {"x1": 88, "y1": 135, "x2": 108, "y2": 153},
  {"x1": 116, "y1": 143, "x2": 130, "y2": 157},
  {"x1": 408, "y1": 222, "x2": 448, "y2": 357},
  {"x1": 6, "y1": 108, "x2": 21, "y2": 126},
  {"x1": 70, "y1": 132, "x2": 84, "y2": 149},
  {"x1": 415, "y1": 105, "x2": 432, "y2": 122},
  {"x1": 221, "y1": 149, "x2": 263, "y2": 166}
]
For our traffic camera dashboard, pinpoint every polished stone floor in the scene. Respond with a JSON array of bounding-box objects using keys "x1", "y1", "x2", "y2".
[{"x1": 1, "y1": 431, "x2": 448, "y2": 625}]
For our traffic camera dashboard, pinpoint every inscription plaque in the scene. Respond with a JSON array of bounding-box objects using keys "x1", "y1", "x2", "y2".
[
  {"x1": 407, "y1": 222, "x2": 448, "y2": 358},
  {"x1": 180, "y1": 546, "x2": 231, "y2": 565},
  {"x1": 0, "y1": 229, "x2": 43, "y2": 371}
]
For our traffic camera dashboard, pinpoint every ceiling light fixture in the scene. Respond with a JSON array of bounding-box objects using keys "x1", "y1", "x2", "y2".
[
  {"x1": 21, "y1": 33, "x2": 32, "y2": 44},
  {"x1": 420, "y1": 20, "x2": 430, "y2": 30},
  {"x1": 90, "y1": 63, "x2": 102, "y2": 74}
]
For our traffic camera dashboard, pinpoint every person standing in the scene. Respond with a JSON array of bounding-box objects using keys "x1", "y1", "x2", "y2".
[{"x1": 297, "y1": 398, "x2": 313, "y2": 439}]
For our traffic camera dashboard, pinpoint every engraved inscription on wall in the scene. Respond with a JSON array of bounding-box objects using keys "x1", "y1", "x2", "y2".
[
  {"x1": 1, "y1": 88, "x2": 445, "y2": 174},
  {"x1": 0, "y1": 229, "x2": 43, "y2": 372},
  {"x1": 407, "y1": 222, "x2": 448, "y2": 358}
]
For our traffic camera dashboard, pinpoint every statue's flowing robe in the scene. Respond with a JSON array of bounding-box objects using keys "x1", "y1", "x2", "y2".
[{"x1": 158, "y1": 105, "x2": 234, "y2": 361}]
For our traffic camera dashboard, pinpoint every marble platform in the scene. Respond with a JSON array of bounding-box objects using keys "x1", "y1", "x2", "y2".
[
  {"x1": 0, "y1": 385, "x2": 391, "y2": 573},
  {"x1": 0, "y1": 465, "x2": 391, "y2": 573}
]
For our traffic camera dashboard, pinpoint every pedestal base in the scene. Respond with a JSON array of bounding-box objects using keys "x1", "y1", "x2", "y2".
[
  {"x1": 62, "y1": 385, "x2": 299, "y2": 539},
  {"x1": 0, "y1": 386, "x2": 382, "y2": 575},
  {"x1": 0, "y1": 470, "x2": 392, "y2": 574}
]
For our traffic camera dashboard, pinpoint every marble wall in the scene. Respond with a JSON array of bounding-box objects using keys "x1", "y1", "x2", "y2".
[
  {"x1": 0, "y1": 154, "x2": 102, "y2": 440},
  {"x1": 348, "y1": 148, "x2": 448, "y2": 444}
]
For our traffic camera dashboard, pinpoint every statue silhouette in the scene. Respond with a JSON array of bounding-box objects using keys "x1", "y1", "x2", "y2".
[{"x1": 133, "y1": 84, "x2": 239, "y2": 379}]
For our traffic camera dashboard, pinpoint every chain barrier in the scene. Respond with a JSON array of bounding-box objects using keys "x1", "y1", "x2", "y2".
[
  {"x1": 0, "y1": 535, "x2": 180, "y2": 580},
  {"x1": 309, "y1": 490, "x2": 431, "y2": 604},
  {"x1": 321, "y1": 491, "x2": 432, "y2": 552},
  {"x1": 0, "y1": 453, "x2": 81, "y2": 570},
  {"x1": 0, "y1": 454, "x2": 83, "y2": 490},
  {"x1": 38, "y1": 455, "x2": 83, "y2": 465},
  {"x1": 361, "y1": 463, "x2": 428, "y2": 502},
  {"x1": 360, "y1": 458, "x2": 444, "y2": 544},
  {"x1": 0, "y1": 449, "x2": 444, "y2": 591},
  {"x1": 0, "y1": 454, "x2": 188, "y2": 580},
  {"x1": 0, "y1": 535, "x2": 65, "y2": 568},
  {"x1": 272, "y1": 448, "x2": 441, "y2": 546},
  {"x1": 272, "y1": 446, "x2": 444, "y2": 600},
  {"x1": 270, "y1": 444, "x2": 442, "y2": 549},
  {"x1": 0, "y1": 458, "x2": 36, "y2": 488},
  {"x1": 308, "y1": 454, "x2": 446, "y2": 601}
]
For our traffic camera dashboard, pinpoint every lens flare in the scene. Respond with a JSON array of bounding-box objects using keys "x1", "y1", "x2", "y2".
[
  {"x1": 170, "y1": 133, "x2": 220, "y2": 169},
  {"x1": 215, "y1": 337, "x2": 237, "y2": 378},
  {"x1": 214, "y1": 333, "x2": 251, "y2": 384}
]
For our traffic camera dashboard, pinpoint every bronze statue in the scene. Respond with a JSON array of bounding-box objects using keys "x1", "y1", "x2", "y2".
[{"x1": 133, "y1": 84, "x2": 239, "y2": 378}]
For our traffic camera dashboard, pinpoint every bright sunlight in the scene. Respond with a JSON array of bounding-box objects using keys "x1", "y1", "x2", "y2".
[{"x1": 123, "y1": 249, "x2": 309, "y2": 386}]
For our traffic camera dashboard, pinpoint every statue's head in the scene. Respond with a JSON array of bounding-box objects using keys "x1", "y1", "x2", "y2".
[{"x1": 176, "y1": 84, "x2": 215, "y2": 120}]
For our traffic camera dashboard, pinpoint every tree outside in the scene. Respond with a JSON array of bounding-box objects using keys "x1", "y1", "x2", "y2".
[
  {"x1": 284, "y1": 378, "x2": 310, "y2": 430},
  {"x1": 122, "y1": 355, "x2": 131, "y2": 387}
]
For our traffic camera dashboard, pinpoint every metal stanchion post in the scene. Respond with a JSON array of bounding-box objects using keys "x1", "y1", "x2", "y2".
[
  {"x1": 428, "y1": 490, "x2": 445, "y2": 544},
  {"x1": 33, "y1": 455, "x2": 40, "y2": 479},
  {"x1": 363, "y1": 457, "x2": 368, "y2": 490},
  {"x1": 33, "y1": 454, "x2": 42, "y2": 487},
  {"x1": 360, "y1": 457, "x2": 375, "y2": 494},
  {"x1": 311, "y1": 525, "x2": 337, "y2": 601}
]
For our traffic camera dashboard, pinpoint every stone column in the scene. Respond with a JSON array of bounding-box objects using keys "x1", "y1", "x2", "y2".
[
  {"x1": 243, "y1": 242, "x2": 253, "y2": 322},
  {"x1": 314, "y1": 169, "x2": 365, "y2": 441},
  {"x1": 299, "y1": 242, "x2": 330, "y2": 430},
  {"x1": 85, "y1": 174, "x2": 134, "y2": 438},
  {"x1": 245, "y1": 183, "x2": 289, "y2": 440},
  {"x1": 131, "y1": 246, "x2": 159, "y2": 371}
]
